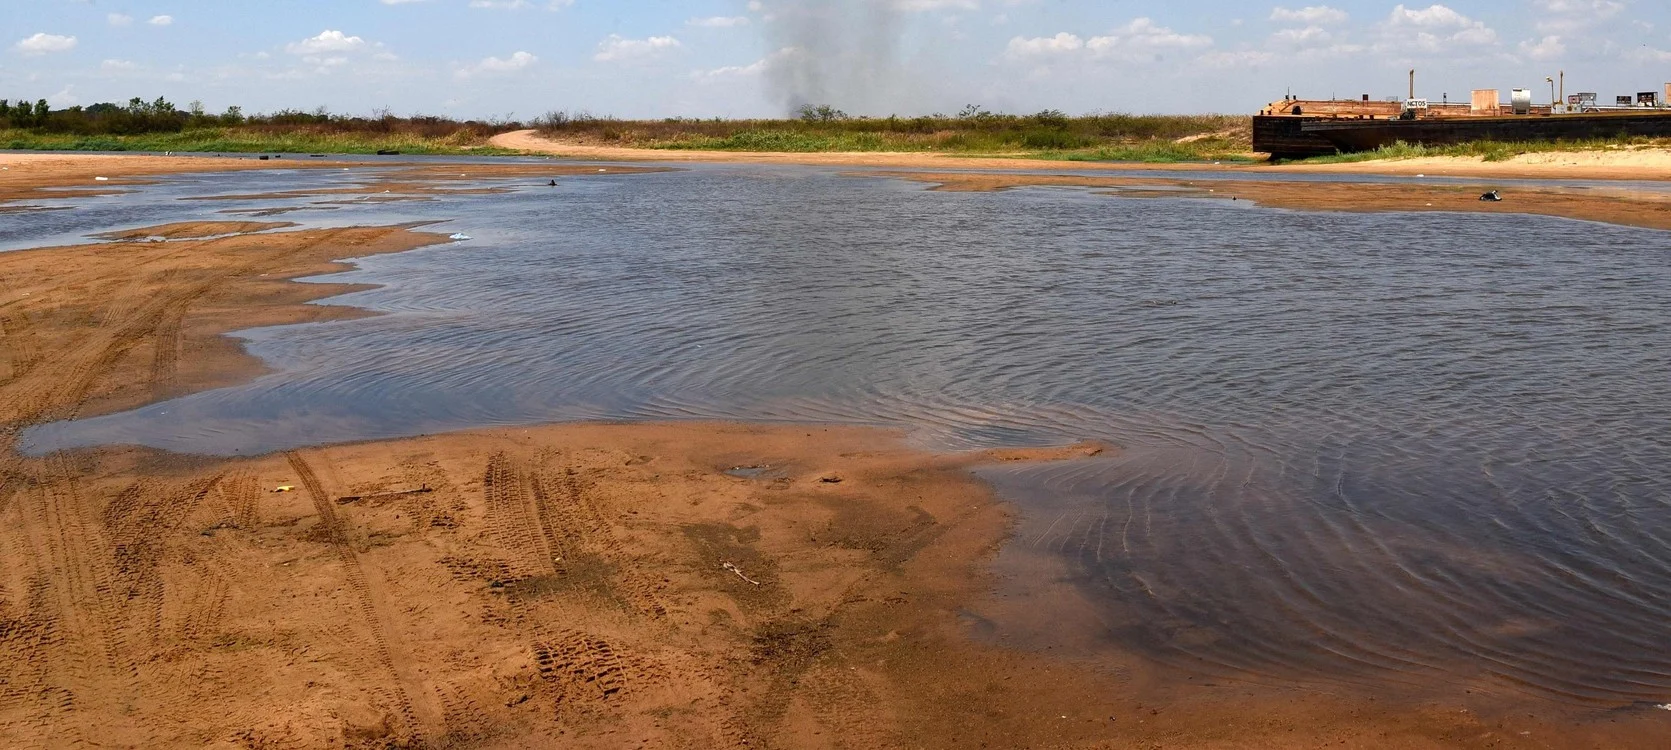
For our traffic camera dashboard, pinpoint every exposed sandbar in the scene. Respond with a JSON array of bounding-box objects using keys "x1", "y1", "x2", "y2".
[
  {"x1": 867, "y1": 170, "x2": 1671, "y2": 232},
  {"x1": 493, "y1": 129, "x2": 1671, "y2": 181}
]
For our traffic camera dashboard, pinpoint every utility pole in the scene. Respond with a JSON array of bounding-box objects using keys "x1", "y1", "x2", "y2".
[{"x1": 1409, "y1": 69, "x2": 1415, "y2": 100}]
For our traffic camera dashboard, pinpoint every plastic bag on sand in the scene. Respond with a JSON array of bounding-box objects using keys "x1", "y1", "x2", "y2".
[{"x1": 449, "y1": 233, "x2": 472, "y2": 241}]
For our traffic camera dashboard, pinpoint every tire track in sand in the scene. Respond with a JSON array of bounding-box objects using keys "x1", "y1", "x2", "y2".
[
  {"x1": 482, "y1": 452, "x2": 553, "y2": 583},
  {"x1": 102, "y1": 476, "x2": 222, "y2": 649},
  {"x1": 3, "y1": 287, "x2": 191, "y2": 425},
  {"x1": 285, "y1": 451, "x2": 427, "y2": 745},
  {"x1": 0, "y1": 310, "x2": 41, "y2": 387},
  {"x1": 1, "y1": 455, "x2": 141, "y2": 746},
  {"x1": 536, "y1": 464, "x2": 669, "y2": 620},
  {"x1": 480, "y1": 453, "x2": 673, "y2": 720},
  {"x1": 146, "y1": 301, "x2": 188, "y2": 400}
]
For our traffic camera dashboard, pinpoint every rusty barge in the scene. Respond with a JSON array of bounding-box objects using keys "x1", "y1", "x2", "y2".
[{"x1": 1253, "y1": 81, "x2": 1671, "y2": 159}]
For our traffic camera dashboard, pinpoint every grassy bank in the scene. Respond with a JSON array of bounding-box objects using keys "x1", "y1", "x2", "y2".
[
  {"x1": 535, "y1": 112, "x2": 1254, "y2": 162},
  {"x1": 1292, "y1": 137, "x2": 1671, "y2": 164},
  {"x1": 0, "y1": 127, "x2": 519, "y2": 155}
]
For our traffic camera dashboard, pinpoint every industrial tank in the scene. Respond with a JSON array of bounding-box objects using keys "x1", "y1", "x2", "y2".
[{"x1": 1511, "y1": 89, "x2": 1532, "y2": 115}]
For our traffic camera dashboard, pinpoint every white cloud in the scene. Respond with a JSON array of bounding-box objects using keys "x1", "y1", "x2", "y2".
[
  {"x1": 1197, "y1": 49, "x2": 1279, "y2": 68},
  {"x1": 1518, "y1": 35, "x2": 1566, "y2": 61},
  {"x1": 1270, "y1": 6, "x2": 1347, "y2": 25},
  {"x1": 689, "y1": 16, "x2": 750, "y2": 28},
  {"x1": 693, "y1": 59, "x2": 769, "y2": 79},
  {"x1": 456, "y1": 51, "x2": 538, "y2": 78},
  {"x1": 1631, "y1": 46, "x2": 1671, "y2": 63},
  {"x1": 1007, "y1": 32, "x2": 1085, "y2": 58},
  {"x1": 149, "y1": 15, "x2": 174, "y2": 26},
  {"x1": 13, "y1": 33, "x2": 78, "y2": 56},
  {"x1": 108, "y1": 13, "x2": 133, "y2": 26},
  {"x1": 691, "y1": 48, "x2": 795, "y2": 81},
  {"x1": 1006, "y1": 19, "x2": 1211, "y2": 64},
  {"x1": 469, "y1": 0, "x2": 572, "y2": 8},
  {"x1": 1532, "y1": 0, "x2": 1624, "y2": 34},
  {"x1": 286, "y1": 30, "x2": 368, "y2": 55},
  {"x1": 101, "y1": 59, "x2": 139, "y2": 71},
  {"x1": 48, "y1": 86, "x2": 78, "y2": 107},
  {"x1": 1273, "y1": 26, "x2": 1334, "y2": 45},
  {"x1": 594, "y1": 34, "x2": 682, "y2": 62},
  {"x1": 1385, "y1": 4, "x2": 1473, "y2": 29},
  {"x1": 1377, "y1": 4, "x2": 1498, "y2": 53},
  {"x1": 380, "y1": 0, "x2": 428, "y2": 4},
  {"x1": 893, "y1": 0, "x2": 979, "y2": 10},
  {"x1": 1535, "y1": 0, "x2": 1623, "y2": 14}
]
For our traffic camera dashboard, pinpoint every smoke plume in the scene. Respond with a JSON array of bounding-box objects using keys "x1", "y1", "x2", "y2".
[{"x1": 756, "y1": 0, "x2": 910, "y2": 116}]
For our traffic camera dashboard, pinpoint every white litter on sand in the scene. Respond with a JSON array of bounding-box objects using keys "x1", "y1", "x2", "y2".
[
  {"x1": 449, "y1": 233, "x2": 472, "y2": 241},
  {"x1": 94, "y1": 176, "x2": 110, "y2": 181},
  {"x1": 722, "y1": 562, "x2": 761, "y2": 586}
]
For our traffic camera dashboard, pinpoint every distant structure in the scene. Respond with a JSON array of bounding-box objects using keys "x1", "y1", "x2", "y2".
[{"x1": 1254, "y1": 71, "x2": 1671, "y2": 159}]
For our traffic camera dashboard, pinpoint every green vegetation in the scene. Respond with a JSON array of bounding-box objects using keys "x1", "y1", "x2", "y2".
[
  {"x1": 2, "y1": 95, "x2": 1252, "y2": 161},
  {"x1": 534, "y1": 106, "x2": 1252, "y2": 162},
  {"x1": 0, "y1": 96, "x2": 520, "y2": 154},
  {"x1": 0, "y1": 128, "x2": 519, "y2": 155},
  {"x1": 1292, "y1": 137, "x2": 1671, "y2": 164}
]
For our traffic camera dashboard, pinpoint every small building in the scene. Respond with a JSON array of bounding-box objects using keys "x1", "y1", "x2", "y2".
[{"x1": 1470, "y1": 89, "x2": 1499, "y2": 114}]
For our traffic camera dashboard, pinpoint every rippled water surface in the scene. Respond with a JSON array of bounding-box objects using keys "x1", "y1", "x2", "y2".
[{"x1": 16, "y1": 163, "x2": 1671, "y2": 707}]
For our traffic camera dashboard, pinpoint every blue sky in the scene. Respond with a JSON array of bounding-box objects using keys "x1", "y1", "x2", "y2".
[{"x1": 5, "y1": 1, "x2": 1671, "y2": 118}]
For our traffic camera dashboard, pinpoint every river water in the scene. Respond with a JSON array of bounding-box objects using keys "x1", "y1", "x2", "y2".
[{"x1": 13, "y1": 161, "x2": 1671, "y2": 707}]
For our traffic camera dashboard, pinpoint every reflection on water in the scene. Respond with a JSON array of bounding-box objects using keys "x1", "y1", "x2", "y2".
[{"x1": 17, "y1": 164, "x2": 1671, "y2": 706}]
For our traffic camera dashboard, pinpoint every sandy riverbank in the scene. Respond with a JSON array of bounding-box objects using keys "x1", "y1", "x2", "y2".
[
  {"x1": 865, "y1": 170, "x2": 1671, "y2": 232},
  {"x1": 1, "y1": 159, "x2": 1664, "y2": 748},
  {"x1": 1263, "y1": 147, "x2": 1671, "y2": 181},
  {"x1": 0, "y1": 153, "x2": 280, "y2": 208},
  {"x1": 492, "y1": 129, "x2": 1671, "y2": 181},
  {"x1": 0, "y1": 152, "x2": 665, "y2": 210}
]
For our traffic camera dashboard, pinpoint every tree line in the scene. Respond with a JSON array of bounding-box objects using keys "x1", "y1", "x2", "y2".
[{"x1": 0, "y1": 96, "x2": 518, "y2": 138}]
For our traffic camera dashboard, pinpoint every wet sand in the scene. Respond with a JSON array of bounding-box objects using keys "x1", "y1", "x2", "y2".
[
  {"x1": 0, "y1": 152, "x2": 665, "y2": 210},
  {"x1": 865, "y1": 170, "x2": 1671, "y2": 232},
  {"x1": 0, "y1": 154, "x2": 282, "y2": 209},
  {"x1": 492, "y1": 129, "x2": 1671, "y2": 181},
  {"x1": 1, "y1": 159, "x2": 1666, "y2": 748}
]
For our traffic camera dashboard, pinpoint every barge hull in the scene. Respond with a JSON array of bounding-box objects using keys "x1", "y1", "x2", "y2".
[{"x1": 1300, "y1": 111, "x2": 1671, "y2": 154}]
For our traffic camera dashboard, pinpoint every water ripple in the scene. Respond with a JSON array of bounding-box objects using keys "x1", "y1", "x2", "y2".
[{"x1": 17, "y1": 165, "x2": 1671, "y2": 707}]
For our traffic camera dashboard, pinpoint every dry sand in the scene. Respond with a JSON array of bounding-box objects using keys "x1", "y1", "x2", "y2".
[
  {"x1": 493, "y1": 129, "x2": 1671, "y2": 181},
  {"x1": 0, "y1": 156, "x2": 1664, "y2": 748},
  {"x1": 1265, "y1": 148, "x2": 1671, "y2": 181}
]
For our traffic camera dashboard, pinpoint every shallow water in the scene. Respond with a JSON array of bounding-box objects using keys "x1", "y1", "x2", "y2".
[{"x1": 14, "y1": 163, "x2": 1671, "y2": 707}]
